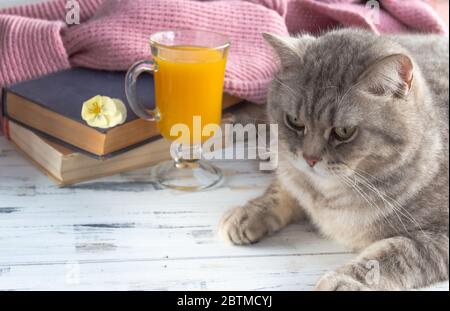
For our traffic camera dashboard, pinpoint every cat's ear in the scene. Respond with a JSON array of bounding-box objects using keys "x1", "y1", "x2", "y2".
[
  {"x1": 262, "y1": 33, "x2": 315, "y2": 70},
  {"x1": 358, "y1": 54, "x2": 414, "y2": 98}
]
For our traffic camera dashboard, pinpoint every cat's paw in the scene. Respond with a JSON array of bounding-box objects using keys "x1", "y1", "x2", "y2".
[
  {"x1": 314, "y1": 271, "x2": 371, "y2": 291},
  {"x1": 219, "y1": 206, "x2": 277, "y2": 245}
]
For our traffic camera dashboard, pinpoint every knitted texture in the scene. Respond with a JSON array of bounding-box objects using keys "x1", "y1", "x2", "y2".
[
  {"x1": 0, "y1": 16, "x2": 70, "y2": 88},
  {"x1": 0, "y1": 0, "x2": 447, "y2": 105},
  {"x1": 61, "y1": 0, "x2": 288, "y2": 103}
]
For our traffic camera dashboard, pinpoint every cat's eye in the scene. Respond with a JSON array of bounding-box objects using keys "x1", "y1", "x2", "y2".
[
  {"x1": 332, "y1": 127, "x2": 357, "y2": 141},
  {"x1": 285, "y1": 114, "x2": 306, "y2": 133}
]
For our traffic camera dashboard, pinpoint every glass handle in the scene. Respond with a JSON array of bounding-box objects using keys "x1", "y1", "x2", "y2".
[{"x1": 125, "y1": 60, "x2": 159, "y2": 121}]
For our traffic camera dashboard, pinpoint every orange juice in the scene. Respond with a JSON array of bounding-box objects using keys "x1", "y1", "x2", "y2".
[{"x1": 153, "y1": 46, "x2": 227, "y2": 144}]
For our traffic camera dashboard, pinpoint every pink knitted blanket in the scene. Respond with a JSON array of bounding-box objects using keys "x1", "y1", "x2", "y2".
[{"x1": 0, "y1": 0, "x2": 446, "y2": 105}]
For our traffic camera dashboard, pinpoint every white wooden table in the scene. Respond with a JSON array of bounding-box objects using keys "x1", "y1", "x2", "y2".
[{"x1": 0, "y1": 136, "x2": 448, "y2": 291}]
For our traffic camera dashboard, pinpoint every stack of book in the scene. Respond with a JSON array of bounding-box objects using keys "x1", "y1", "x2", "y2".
[{"x1": 1, "y1": 68, "x2": 242, "y2": 185}]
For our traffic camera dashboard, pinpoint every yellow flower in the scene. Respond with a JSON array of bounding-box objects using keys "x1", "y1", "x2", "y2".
[{"x1": 81, "y1": 95, "x2": 127, "y2": 129}]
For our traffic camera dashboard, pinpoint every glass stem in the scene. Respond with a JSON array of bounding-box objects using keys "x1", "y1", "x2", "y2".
[{"x1": 172, "y1": 143, "x2": 202, "y2": 169}]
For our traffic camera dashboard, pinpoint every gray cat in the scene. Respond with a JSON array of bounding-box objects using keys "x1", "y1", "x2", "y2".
[{"x1": 220, "y1": 29, "x2": 449, "y2": 290}]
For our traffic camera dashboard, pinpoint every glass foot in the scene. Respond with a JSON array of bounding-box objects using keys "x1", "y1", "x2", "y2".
[{"x1": 153, "y1": 159, "x2": 223, "y2": 191}]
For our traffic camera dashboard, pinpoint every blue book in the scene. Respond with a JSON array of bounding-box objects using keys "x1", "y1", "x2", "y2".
[{"x1": 1, "y1": 68, "x2": 158, "y2": 157}]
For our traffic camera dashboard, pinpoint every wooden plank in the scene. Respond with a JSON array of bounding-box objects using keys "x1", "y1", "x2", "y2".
[
  {"x1": 1, "y1": 256, "x2": 447, "y2": 291},
  {"x1": 0, "y1": 253, "x2": 354, "y2": 291},
  {"x1": 0, "y1": 144, "x2": 349, "y2": 264},
  {"x1": 0, "y1": 137, "x2": 448, "y2": 291}
]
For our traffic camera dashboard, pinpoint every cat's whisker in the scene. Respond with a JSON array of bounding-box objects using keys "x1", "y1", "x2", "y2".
[
  {"x1": 273, "y1": 76, "x2": 301, "y2": 98},
  {"x1": 356, "y1": 174, "x2": 432, "y2": 243},
  {"x1": 336, "y1": 80, "x2": 363, "y2": 111},
  {"x1": 345, "y1": 165, "x2": 428, "y2": 237},
  {"x1": 341, "y1": 163, "x2": 432, "y2": 243},
  {"x1": 351, "y1": 173, "x2": 411, "y2": 234},
  {"x1": 337, "y1": 174, "x2": 400, "y2": 233},
  {"x1": 338, "y1": 176, "x2": 400, "y2": 233}
]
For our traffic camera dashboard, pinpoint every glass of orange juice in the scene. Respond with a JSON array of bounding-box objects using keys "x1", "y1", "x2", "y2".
[{"x1": 125, "y1": 30, "x2": 230, "y2": 191}]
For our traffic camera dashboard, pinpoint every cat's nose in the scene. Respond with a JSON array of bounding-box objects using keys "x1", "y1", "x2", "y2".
[{"x1": 303, "y1": 154, "x2": 321, "y2": 167}]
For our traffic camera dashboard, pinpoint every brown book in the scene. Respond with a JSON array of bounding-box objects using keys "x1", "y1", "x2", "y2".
[
  {"x1": 2, "y1": 68, "x2": 241, "y2": 157},
  {"x1": 8, "y1": 120, "x2": 172, "y2": 186},
  {"x1": 7, "y1": 107, "x2": 247, "y2": 186}
]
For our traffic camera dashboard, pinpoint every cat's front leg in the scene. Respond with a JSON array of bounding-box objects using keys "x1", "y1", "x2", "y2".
[
  {"x1": 315, "y1": 231, "x2": 449, "y2": 290},
  {"x1": 219, "y1": 181, "x2": 304, "y2": 245}
]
